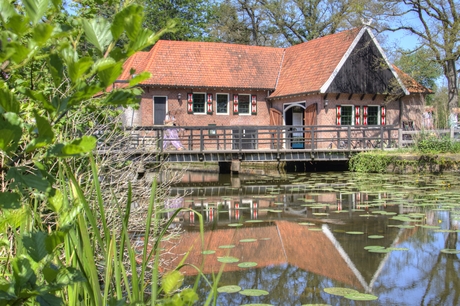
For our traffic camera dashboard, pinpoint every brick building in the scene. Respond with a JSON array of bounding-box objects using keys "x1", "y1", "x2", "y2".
[{"x1": 118, "y1": 26, "x2": 430, "y2": 147}]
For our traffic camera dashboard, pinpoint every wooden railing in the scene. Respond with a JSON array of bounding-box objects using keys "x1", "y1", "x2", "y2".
[{"x1": 96, "y1": 125, "x2": 460, "y2": 153}]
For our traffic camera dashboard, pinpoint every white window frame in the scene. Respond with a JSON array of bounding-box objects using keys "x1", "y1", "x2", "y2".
[
  {"x1": 238, "y1": 94, "x2": 251, "y2": 115},
  {"x1": 339, "y1": 105, "x2": 354, "y2": 126},
  {"x1": 192, "y1": 92, "x2": 206, "y2": 115},
  {"x1": 216, "y1": 93, "x2": 229, "y2": 115},
  {"x1": 367, "y1": 105, "x2": 381, "y2": 125}
]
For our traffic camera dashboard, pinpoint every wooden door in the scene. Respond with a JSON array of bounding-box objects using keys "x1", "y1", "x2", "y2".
[
  {"x1": 269, "y1": 108, "x2": 282, "y2": 149},
  {"x1": 304, "y1": 103, "x2": 317, "y2": 148}
]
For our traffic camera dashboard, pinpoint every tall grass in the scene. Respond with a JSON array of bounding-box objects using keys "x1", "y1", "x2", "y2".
[{"x1": 0, "y1": 153, "x2": 221, "y2": 305}]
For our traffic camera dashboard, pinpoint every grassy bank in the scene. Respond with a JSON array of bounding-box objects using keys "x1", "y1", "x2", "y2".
[{"x1": 350, "y1": 134, "x2": 460, "y2": 173}]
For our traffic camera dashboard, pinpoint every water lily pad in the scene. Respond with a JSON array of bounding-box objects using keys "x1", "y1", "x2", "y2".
[
  {"x1": 217, "y1": 285, "x2": 241, "y2": 293},
  {"x1": 219, "y1": 245, "x2": 235, "y2": 249},
  {"x1": 239, "y1": 289, "x2": 269, "y2": 297},
  {"x1": 228, "y1": 223, "x2": 243, "y2": 227},
  {"x1": 387, "y1": 247, "x2": 409, "y2": 251},
  {"x1": 364, "y1": 245, "x2": 385, "y2": 250},
  {"x1": 268, "y1": 209, "x2": 283, "y2": 213},
  {"x1": 217, "y1": 256, "x2": 239, "y2": 263},
  {"x1": 299, "y1": 222, "x2": 315, "y2": 226},
  {"x1": 308, "y1": 228, "x2": 322, "y2": 231},
  {"x1": 344, "y1": 293, "x2": 378, "y2": 301},
  {"x1": 368, "y1": 235, "x2": 384, "y2": 239},
  {"x1": 240, "y1": 238, "x2": 257, "y2": 243},
  {"x1": 201, "y1": 250, "x2": 215, "y2": 255},
  {"x1": 245, "y1": 220, "x2": 263, "y2": 223},
  {"x1": 368, "y1": 248, "x2": 391, "y2": 253},
  {"x1": 440, "y1": 248, "x2": 460, "y2": 254},
  {"x1": 238, "y1": 262, "x2": 258, "y2": 268},
  {"x1": 323, "y1": 287, "x2": 359, "y2": 296},
  {"x1": 346, "y1": 231, "x2": 364, "y2": 235}
]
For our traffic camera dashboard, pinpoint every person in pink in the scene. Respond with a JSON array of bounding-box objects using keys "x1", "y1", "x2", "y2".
[{"x1": 163, "y1": 111, "x2": 184, "y2": 150}]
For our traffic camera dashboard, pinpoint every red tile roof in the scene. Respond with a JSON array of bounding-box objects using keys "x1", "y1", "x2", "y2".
[
  {"x1": 271, "y1": 28, "x2": 361, "y2": 97},
  {"x1": 160, "y1": 221, "x2": 365, "y2": 289},
  {"x1": 124, "y1": 40, "x2": 284, "y2": 90},
  {"x1": 120, "y1": 28, "x2": 428, "y2": 96},
  {"x1": 392, "y1": 65, "x2": 433, "y2": 94}
]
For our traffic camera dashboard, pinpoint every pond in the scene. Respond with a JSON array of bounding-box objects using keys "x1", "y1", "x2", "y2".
[{"x1": 162, "y1": 171, "x2": 460, "y2": 305}]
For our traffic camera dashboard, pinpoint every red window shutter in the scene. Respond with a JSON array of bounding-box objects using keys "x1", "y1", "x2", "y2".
[
  {"x1": 187, "y1": 93, "x2": 193, "y2": 114},
  {"x1": 355, "y1": 106, "x2": 360, "y2": 125},
  {"x1": 251, "y1": 95, "x2": 257, "y2": 115},
  {"x1": 381, "y1": 106, "x2": 386, "y2": 125},
  {"x1": 363, "y1": 106, "x2": 368, "y2": 125},
  {"x1": 336, "y1": 105, "x2": 341, "y2": 125},
  {"x1": 207, "y1": 93, "x2": 213, "y2": 114},
  {"x1": 233, "y1": 94, "x2": 239, "y2": 114}
]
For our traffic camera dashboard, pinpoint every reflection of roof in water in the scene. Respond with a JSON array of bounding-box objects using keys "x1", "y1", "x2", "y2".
[{"x1": 162, "y1": 221, "x2": 368, "y2": 290}]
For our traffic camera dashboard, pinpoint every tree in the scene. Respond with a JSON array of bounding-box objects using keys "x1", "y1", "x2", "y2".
[
  {"x1": 210, "y1": 0, "x2": 366, "y2": 47},
  {"x1": 393, "y1": 47, "x2": 443, "y2": 103},
  {"x1": 367, "y1": 0, "x2": 459, "y2": 112},
  {"x1": 141, "y1": 0, "x2": 216, "y2": 41},
  {"x1": 207, "y1": 0, "x2": 252, "y2": 44}
]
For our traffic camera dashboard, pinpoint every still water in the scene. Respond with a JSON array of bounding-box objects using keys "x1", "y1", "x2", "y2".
[{"x1": 163, "y1": 171, "x2": 460, "y2": 305}]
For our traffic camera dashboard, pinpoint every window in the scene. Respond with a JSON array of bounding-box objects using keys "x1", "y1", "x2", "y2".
[
  {"x1": 238, "y1": 95, "x2": 250, "y2": 114},
  {"x1": 367, "y1": 106, "x2": 379, "y2": 125},
  {"x1": 216, "y1": 94, "x2": 228, "y2": 114},
  {"x1": 193, "y1": 93, "x2": 205, "y2": 114},
  {"x1": 339, "y1": 105, "x2": 353, "y2": 125}
]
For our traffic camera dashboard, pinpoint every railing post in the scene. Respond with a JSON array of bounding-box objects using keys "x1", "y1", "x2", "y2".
[
  {"x1": 380, "y1": 126, "x2": 384, "y2": 150},
  {"x1": 347, "y1": 126, "x2": 351, "y2": 150},
  {"x1": 398, "y1": 128, "x2": 402, "y2": 148},
  {"x1": 311, "y1": 126, "x2": 315, "y2": 151},
  {"x1": 200, "y1": 128, "x2": 204, "y2": 152}
]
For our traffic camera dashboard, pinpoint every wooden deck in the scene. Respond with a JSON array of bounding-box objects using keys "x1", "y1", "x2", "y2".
[{"x1": 96, "y1": 125, "x2": 460, "y2": 163}]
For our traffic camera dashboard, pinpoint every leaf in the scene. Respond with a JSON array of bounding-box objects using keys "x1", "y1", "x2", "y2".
[
  {"x1": 111, "y1": 5, "x2": 143, "y2": 41},
  {"x1": 48, "y1": 54, "x2": 64, "y2": 88},
  {"x1": 32, "y1": 23, "x2": 54, "y2": 46},
  {"x1": 48, "y1": 189, "x2": 64, "y2": 212},
  {"x1": 67, "y1": 57, "x2": 94, "y2": 84},
  {"x1": 0, "y1": 278, "x2": 16, "y2": 300},
  {"x1": 67, "y1": 84, "x2": 103, "y2": 107},
  {"x1": 34, "y1": 111, "x2": 54, "y2": 139},
  {"x1": 6, "y1": 167, "x2": 51, "y2": 192},
  {"x1": 0, "y1": 0, "x2": 17, "y2": 23},
  {"x1": 82, "y1": 18, "x2": 113, "y2": 54},
  {"x1": 239, "y1": 289, "x2": 269, "y2": 297},
  {"x1": 0, "y1": 191, "x2": 21, "y2": 209},
  {"x1": 22, "y1": 232, "x2": 49, "y2": 262},
  {"x1": 97, "y1": 61, "x2": 123, "y2": 88},
  {"x1": 161, "y1": 270, "x2": 184, "y2": 295},
  {"x1": 23, "y1": 0, "x2": 49, "y2": 25},
  {"x1": 129, "y1": 71, "x2": 151, "y2": 87},
  {"x1": 36, "y1": 292, "x2": 63, "y2": 306},
  {"x1": 45, "y1": 231, "x2": 65, "y2": 254},
  {"x1": 0, "y1": 85, "x2": 20, "y2": 113},
  {"x1": 217, "y1": 285, "x2": 241, "y2": 293},
  {"x1": 54, "y1": 267, "x2": 85, "y2": 286},
  {"x1": 6, "y1": 15, "x2": 30, "y2": 36},
  {"x1": 104, "y1": 88, "x2": 143, "y2": 107},
  {"x1": 12, "y1": 256, "x2": 37, "y2": 289},
  {"x1": 61, "y1": 136, "x2": 96, "y2": 156}
]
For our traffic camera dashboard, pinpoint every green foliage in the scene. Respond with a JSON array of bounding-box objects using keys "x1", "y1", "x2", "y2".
[
  {"x1": 0, "y1": 0, "x2": 206, "y2": 305},
  {"x1": 414, "y1": 133, "x2": 460, "y2": 154},
  {"x1": 393, "y1": 48, "x2": 442, "y2": 93},
  {"x1": 349, "y1": 152, "x2": 397, "y2": 173}
]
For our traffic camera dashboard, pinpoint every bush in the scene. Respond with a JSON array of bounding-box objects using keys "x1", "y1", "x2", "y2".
[{"x1": 414, "y1": 133, "x2": 460, "y2": 154}]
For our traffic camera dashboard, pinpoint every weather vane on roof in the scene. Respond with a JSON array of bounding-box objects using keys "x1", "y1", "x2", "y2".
[{"x1": 360, "y1": 18, "x2": 373, "y2": 26}]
